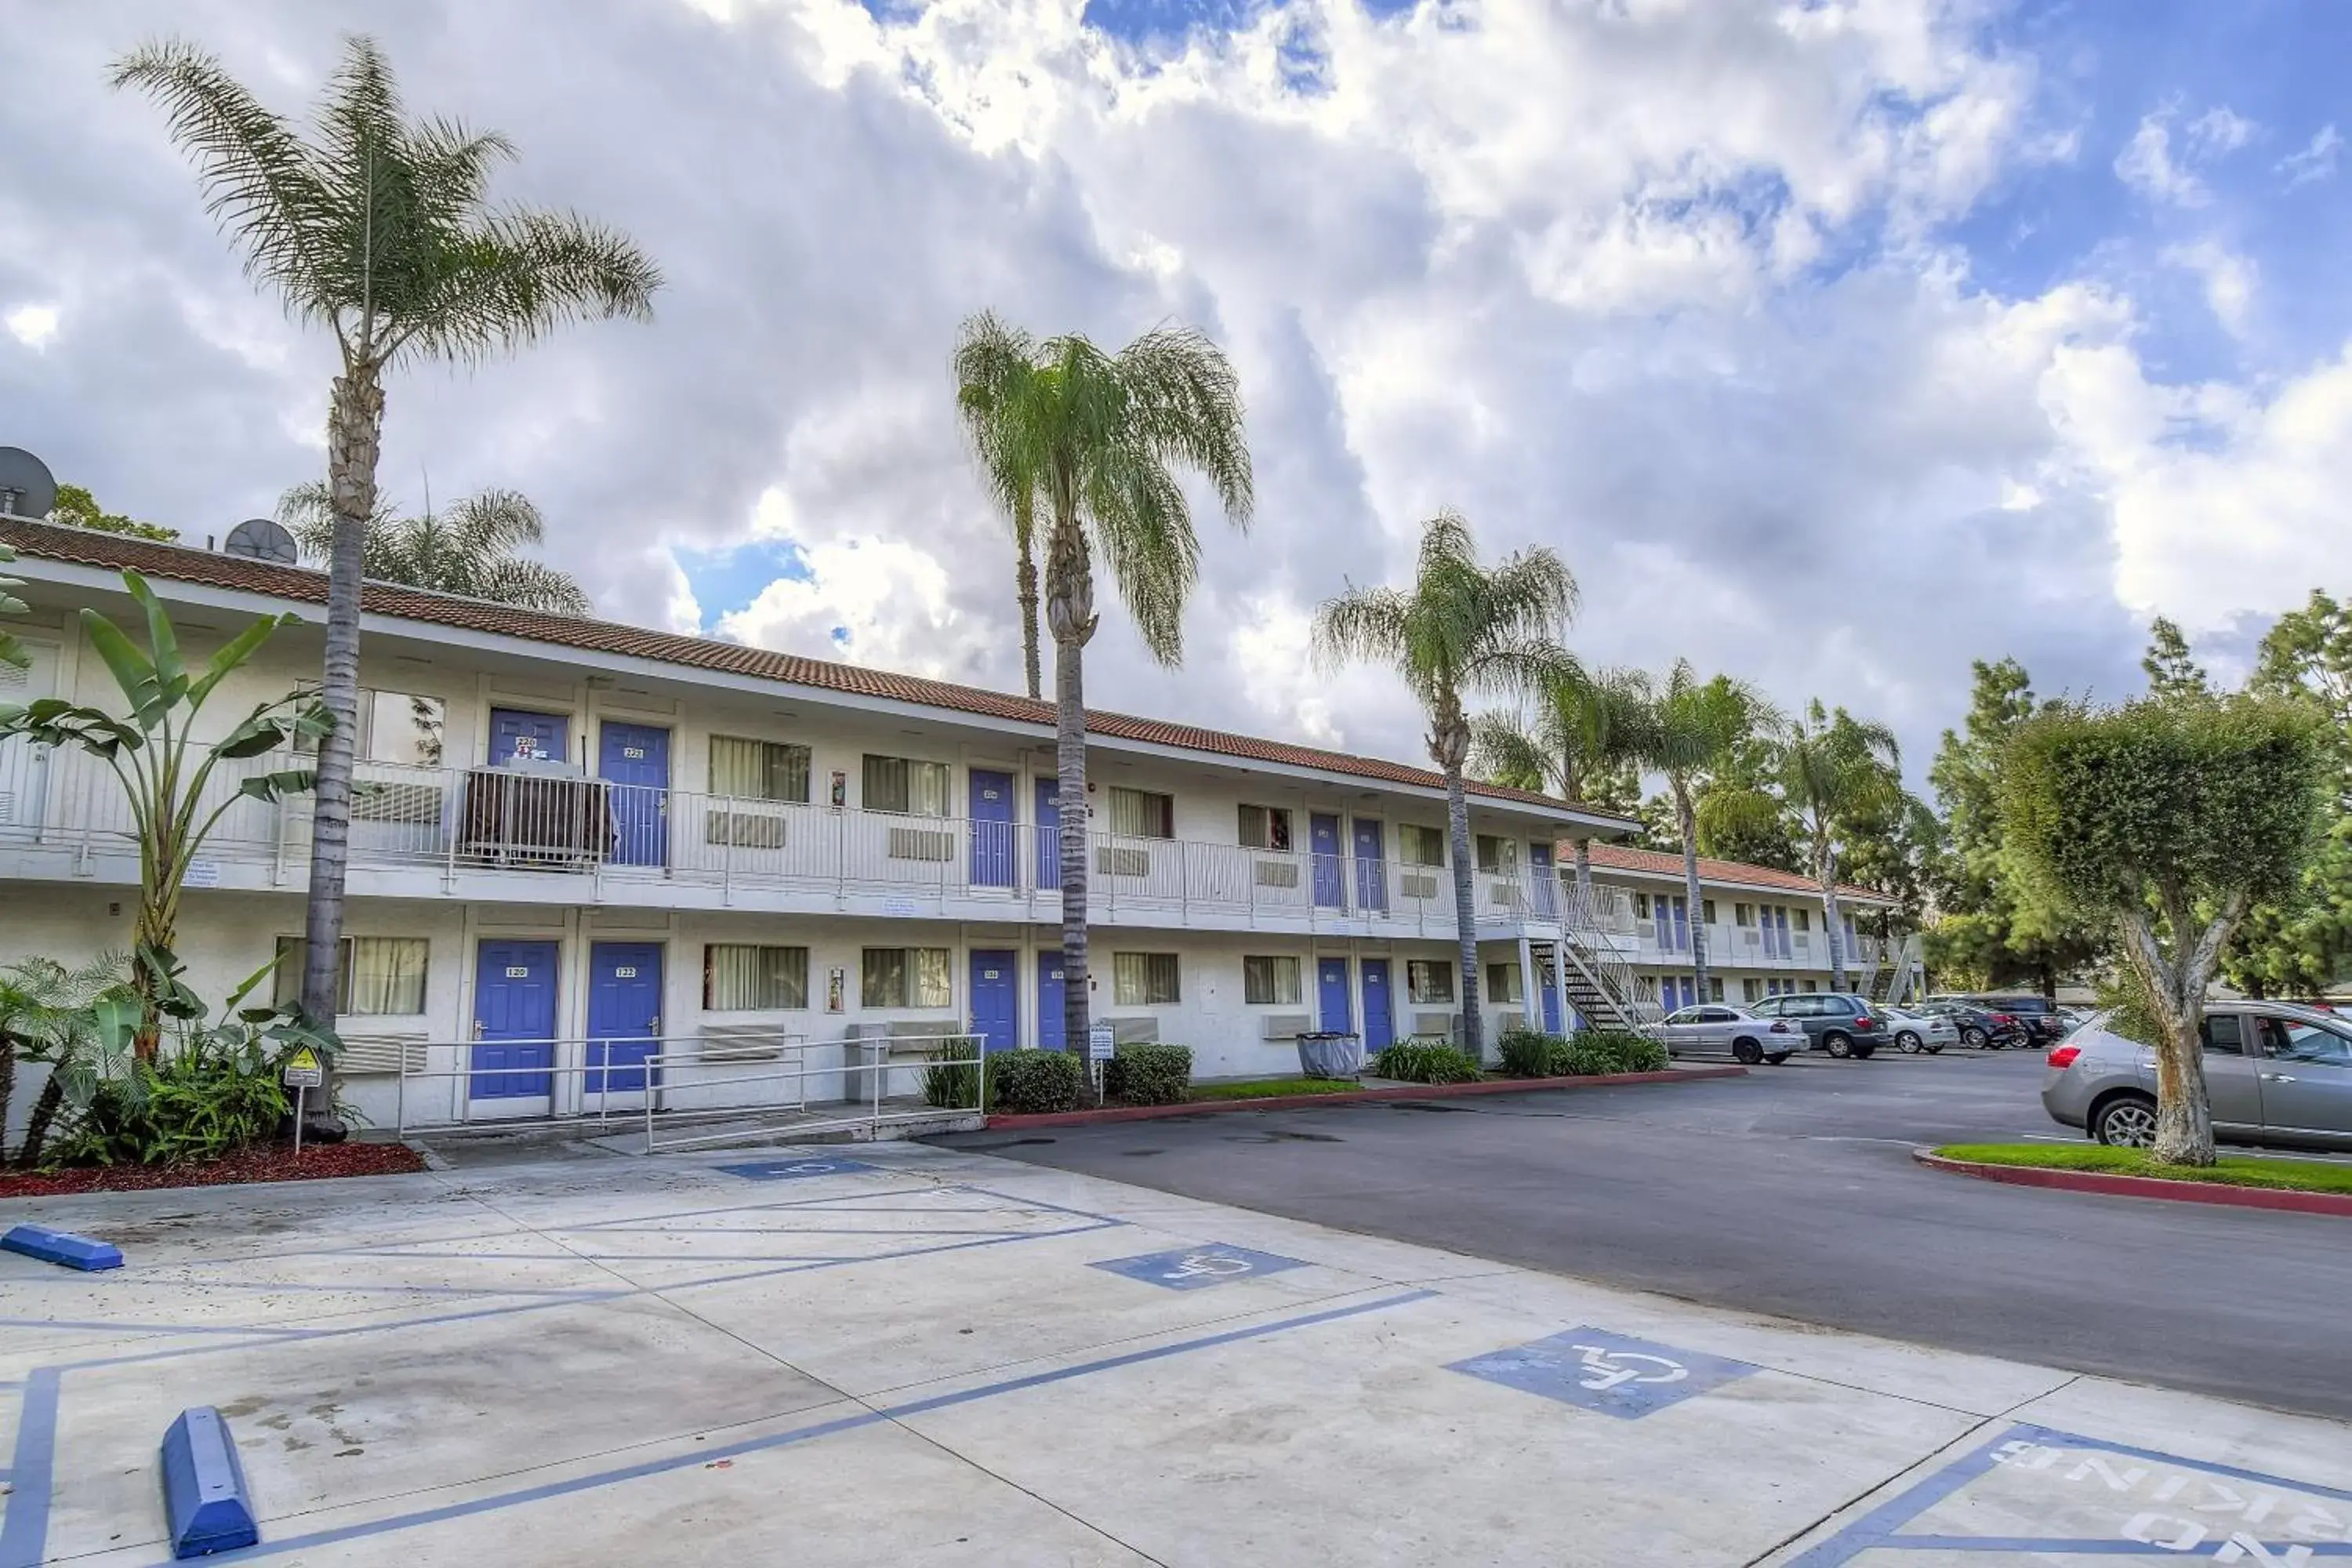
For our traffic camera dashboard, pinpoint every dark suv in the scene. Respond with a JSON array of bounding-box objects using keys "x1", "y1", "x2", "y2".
[
  {"x1": 1959, "y1": 993, "x2": 2069, "y2": 1046},
  {"x1": 1915, "y1": 997, "x2": 2029, "y2": 1049},
  {"x1": 1746, "y1": 993, "x2": 1889, "y2": 1058}
]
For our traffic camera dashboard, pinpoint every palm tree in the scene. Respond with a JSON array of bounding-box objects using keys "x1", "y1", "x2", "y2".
[
  {"x1": 115, "y1": 37, "x2": 658, "y2": 1120},
  {"x1": 1315, "y1": 513, "x2": 1577, "y2": 1059},
  {"x1": 1470, "y1": 665, "x2": 1646, "y2": 915},
  {"x1": 952, "y1": 313, "x2": 1253, "y2": 1065},
  {"x1": 1779, "y1": 699, "x2": 1905, "y2": 989},
  {"x1": 278, "y1": 481, "x2": 592, "y2": 614},
  {"x1": 1626, "y1": 661, "x2": 1781, "y2": 1013}
]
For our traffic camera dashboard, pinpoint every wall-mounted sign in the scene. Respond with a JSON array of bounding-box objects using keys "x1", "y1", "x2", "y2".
[
  {"x1": 829, "y1": 771, "x2": 847, "y2": 808},
  {"x1": 826, "y1": 967, "x2": 846, "y2": 1013}
]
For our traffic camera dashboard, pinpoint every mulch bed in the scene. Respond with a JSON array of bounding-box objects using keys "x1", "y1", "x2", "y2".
[{"x1": 0, "y1": 1140, "x2": 427, "y2": 1198}]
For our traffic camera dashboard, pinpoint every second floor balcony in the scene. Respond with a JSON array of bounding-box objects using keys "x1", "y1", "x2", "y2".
[{"x1": 0, "y1": 746, "x2": 1581, "y2": 938}]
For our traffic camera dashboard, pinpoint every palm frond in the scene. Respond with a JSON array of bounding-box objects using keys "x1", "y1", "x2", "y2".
[
  {"x1": 1469, "y1": 710, "x2": 1552, "y2": 794},
  {"x1": 1312, "y1": 585, "x2": 1412, "y2": 680},
  {"x1": 394, "y1": 208, "x2": 661, "y2": 368},
  {"x1": 473, "y1": 557, "x2": 593, "y2": 615}
]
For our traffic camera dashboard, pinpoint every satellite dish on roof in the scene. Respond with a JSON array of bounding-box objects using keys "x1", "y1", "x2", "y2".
[
  {"x1": 223, "y1": 517, "x2": 299, "y2": 564},
  {"x1": 0, "y1": 446, "x2": 57, "y2": 521}
]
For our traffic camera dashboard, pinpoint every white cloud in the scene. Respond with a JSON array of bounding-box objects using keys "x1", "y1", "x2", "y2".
[
  {"x1": 2185, "y1": 105, "x2": 2256, "y2": 158},
  {"x1": 2161, "y1": 239, "x2": 2258, "y2": 336},
  {"x1": 2279, "y1": 124, "x2": 2343, "y2": 189},
  {"x1": 3, "y1": 303, "x2": 59, "y2": 350},
  {"x1": 2114, "y1": 110, "x2": 2205, "y2": 207}
]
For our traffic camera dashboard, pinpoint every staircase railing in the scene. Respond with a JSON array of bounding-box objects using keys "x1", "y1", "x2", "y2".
[{"x1": 1555, "y1": 878, "x2": 1662, "y2": 1039}]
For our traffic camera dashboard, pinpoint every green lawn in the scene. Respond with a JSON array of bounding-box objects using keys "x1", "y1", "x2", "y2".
[
  {"x1": 1187, "y1": 1077, "x2": 1363, "y2": 1101},
  {"x1": 1936, "y1": 1142, "x2": 2352, "y2": 1196}
]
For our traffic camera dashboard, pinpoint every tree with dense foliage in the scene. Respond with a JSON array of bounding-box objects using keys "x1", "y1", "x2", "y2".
[
  {"x1": 51, "y1": 483, "x2": 179, "y2": 542},
  {"x1": 115, "y1": 35, "x2": 659, "y2": 1120},
  {"x1": 1316, "y1": 514, "x2": 1577, "y2": 1058},
  {"x1": 1926, "y1": 658, "x2": 2104, "y2": 996},
  {"x1": 277, "y1": 481, "x2": 591, "y2": 613},
  {"x1": 1688, "y1": 732, "x2": 1803, "y2": 873},
  {"x1": 0, "y1": 573, "x2": 328, "y2": 1057},
  {"x1": 1622, "y1": 662, "x2": 1780, "y2": 1012},
  {"x1": 2000, "y1": 695, "x2": 2327, "y2": 1164},
  {"x1": 953, "y1": 313, "x2": 1253, "y2": 1067},
  {"x1": 1777, "y1": 700, "x2": 1907, "y2": 990},
  {"x1": 2141, "y1": 615, "x2": 2210, "y2": 702},
  {"x1": 1469, "y1": 665, "x2": 1645, "y2": 910}
]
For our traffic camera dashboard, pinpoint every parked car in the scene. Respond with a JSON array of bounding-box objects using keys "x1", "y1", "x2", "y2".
[
  {"x1": 1745, "y1": 993, "x2": 1889, "y2": 1058},
  {"x1": 1878, "y1": 1005, "x2": 1956, "y2": 1054},
  {"x1": 2044, "y1": 1000, "x2": 2352, "y2": 1149},
  {"x1": 1962, "y1": 993, "x2": 2071, "y2": 1045},
  {"x1": 1657, "y1": 1004, "x2": 1801, "y2": 1065},
  {"x1": 1915, "y1": 996, "x2": 2029, "y2": 1049}
]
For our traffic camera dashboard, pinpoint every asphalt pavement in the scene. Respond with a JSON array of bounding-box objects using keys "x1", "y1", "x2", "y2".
[{"x1": 939, "y1": 1050, "x2": 2352, "y2": 1420}]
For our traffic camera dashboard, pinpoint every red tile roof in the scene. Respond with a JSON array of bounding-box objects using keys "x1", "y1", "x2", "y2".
[
  {"x1": 3, "y1": 517, "x2": 1628, "y2": 822},
  {"x1": 1579, "y1": 840, "x2": 1892, "y2": 905}
]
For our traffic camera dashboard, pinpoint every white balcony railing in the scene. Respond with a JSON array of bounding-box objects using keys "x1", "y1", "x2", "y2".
[{"x1": 0, "y1": 746, "x2": 1579, "y2": 933}]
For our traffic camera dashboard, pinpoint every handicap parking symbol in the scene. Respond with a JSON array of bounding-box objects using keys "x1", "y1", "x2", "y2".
[
  {"x1": 1449, "y1": 1327, "x2": 1758, "y2": 1419},
  {"x1": 1090, "y1": 1242, "x2": 1308, "y2": 1291},
  {"x1": 713, "y1": 1157, "x2": 877, "y2": 1181}
]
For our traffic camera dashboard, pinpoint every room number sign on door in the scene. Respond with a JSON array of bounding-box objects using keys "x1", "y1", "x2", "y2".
[
  {"x1": 506, "y1": 966, "x2": 529, "y2": 978},
  {"x1": 615, "y1": 967, "x2": 637, "y2": 978}
]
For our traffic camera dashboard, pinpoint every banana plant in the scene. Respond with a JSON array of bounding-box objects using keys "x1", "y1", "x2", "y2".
[
  {"x1": 0, "y1": 571, "x2": 331, "y2": 1057},
  {"x1": 0, "y1": 540, "x2": 27, "y2": 670}
]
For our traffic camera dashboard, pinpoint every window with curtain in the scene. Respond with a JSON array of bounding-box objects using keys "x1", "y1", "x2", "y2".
[
  {"x1": 709, "y1": 736, "x2": 810, "y2": 803},
  {"x1": 1475, "y1": 834, "x2": 1517, "y2": 873},
  {"x1": 702, "y1": 944, "x2": 808, "y2": 1011},
  {"x1": 299, "y1": 691, "x2": 445, "y2": 766},
  {"x1": 1398, "y1": 824, "x2": 1446, "y2": 867},
  {"x1": 1237, "y1": 804, "x2": 1292, "y2": 851},
  {"x1": 862, "y1": 755, "x2": 951, "y2": 815},
  {"x1": 861, "y1": 947, "x2": 952, "y2": 1008},
  {"x1": 1112, "y1": 952, "x2": 1180, "y2": 1006},
  {"x1": 274, "y1": 936, "x2": 427, "y2": 1014},
  {"x1": 1793, "y1": 909, "x2": 1811, "y2": 931},
  {"x1": 1243, "y1": 956, "x2": 1302, "y2": 1005},
  {"x1": 1406, "y1": 960, "x2": 1454, "y2": 1004},
  {"x1": 1107, "y1": 787, "x2": 1174, "y2": 839},
  {"x1": 1485, "y1": 962, "x2": 1523, "y2": 1004}
]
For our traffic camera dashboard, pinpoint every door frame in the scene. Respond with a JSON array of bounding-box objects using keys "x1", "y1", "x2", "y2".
[
  {"x1": 470, "y1": 938, "x2": 561, "y2": 1111},
  {"x1": 598, "y1": 720, "x2": 673, "y2": 869},
  {"x1": 586, "y1": 939, "x2": 665, "y2": 1104}
]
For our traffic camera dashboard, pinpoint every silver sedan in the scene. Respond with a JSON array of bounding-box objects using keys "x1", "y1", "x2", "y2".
[
  {"x1": 2043, "y1": 1000, "x2": 2352, "y2": 1149},
  {"x1": 1879, "y1": 1006, "x2": 1957, "y2": 1054},
  {"x1": 1657, "y1": 1004, "x2": 1802, "y2": 1066}
]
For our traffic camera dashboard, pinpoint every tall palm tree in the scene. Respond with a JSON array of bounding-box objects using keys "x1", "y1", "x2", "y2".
[
  {"x1": 278, "y1": 481, "x2": 592, "y2": 614},
  {"x1": 952, "y1": 313, "x2": 1253, "y2": 1064},
  {"x1": 1626, "y1": 661, "x2": 1781, "y2": 1013},
  {"x1": 115, "y1": 37, "x2": 658, "y2": 1120},
  {"x1": 1470, "y1": 665, "x2": 1646, "y2": 915},
  {"x1": 1779, "y1": 699, "x2": 1905, "y2": 989},
  {"x1": 1315, "y1": 513, "x2": 1577, "y2": 1058},
  {"x1": 1011, "y1": 493, "x2": 1042, "y2": 700}
]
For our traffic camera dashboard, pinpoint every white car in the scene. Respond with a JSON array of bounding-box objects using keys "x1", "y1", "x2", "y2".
[
  {"x1": 1657, "y1": 1004, "x2": 1802, "y2": 1065},
  {"x1": 1879, "y1": 1006, "x2": 1956, "y2": 1054}
]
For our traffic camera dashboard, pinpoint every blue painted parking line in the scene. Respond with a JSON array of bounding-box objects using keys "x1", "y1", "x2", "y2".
[
  {"x1": 1090, "y1": 1243, "x2": 1308, "y2": 1291},
  {"x1": 1787, "y1": 1421, "x2": 2352, "y2": 1566},
  {"x1": 713, "y1": 1157, "x2": 877, "y2": 1181},
  {"x1": 1448, "y1": 1327, "x2": 1759, "y2": 1420}
]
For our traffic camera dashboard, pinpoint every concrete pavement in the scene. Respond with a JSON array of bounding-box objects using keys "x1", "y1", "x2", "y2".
[{"x1": 2, "y1": 1138, "x2": 2348, "y2": 1565}]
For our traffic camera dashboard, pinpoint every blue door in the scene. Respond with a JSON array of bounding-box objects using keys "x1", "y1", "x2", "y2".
[
  {"x1": 472, "y1": 940, "x2": 558, "y2": 1100},
  {"x1": 1034, "y1": 778, "x2": 1062, "y2": 891},
  {"x1": 586, "y1": 942, "x2": 662, "y2": 1097},
  {"x1": 1036, "y1": 952, "x2": 1067, "y2": 1050},
  {"x1": 600, "y1": 722, "x2": 670, "y2": 867},
  {"x1": 1360, "y1": 959, "x2": 1394, "y2": 1050},
  {"x1": 1317, "y1": 956, "x2": 1351, "y2": 1033},
  {"x1": 1671, "y1": 896, "x2": 1690, "y2": 953},
  {"x1": 1352, "y1": 820, "x2": 1387, "y2": 912},
  {"x1": 970, "y1": 771, "x2": 1015, "y2": 888},
  {"x1": 1311, "y1": 812, "x2": 1345, "y2": 909},
  {"x1": 1538, "y1": 949, "x2": 1563, "y2": 1034},
  {"x1": 969, "y1": 950, "x2": 1018, "y2": 1051},
  {"x1": 491, "y1": 708, "x2": 568, "y2": 765},
  {"x1": 1529, "y1": 841, "x2": 1556, "y2": 918}
]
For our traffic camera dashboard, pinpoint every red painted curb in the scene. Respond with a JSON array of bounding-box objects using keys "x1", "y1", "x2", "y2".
[
  {"x1": 985, "y1": 1065, "x2": 1749, "y2": 1131},
  {"x1": 1912, "y1": 1150, "x2": 2352, "y2": 1217}
]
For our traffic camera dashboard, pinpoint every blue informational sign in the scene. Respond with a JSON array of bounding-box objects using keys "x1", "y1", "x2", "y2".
[
  {"x1": 1090, "y1": 1243, "x2": 1308, "y2": 1291},
  {"x1": 1448, "y1": 1327, "x2": 1759, "y2": 1420},
  {"x1": 713, "y1": 1157, "x2": 877, "y2": 1181}
]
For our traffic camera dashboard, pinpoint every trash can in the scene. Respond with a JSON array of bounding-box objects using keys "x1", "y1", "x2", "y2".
[{"x1": 1294, "y1": 1030, "x2": 1364, "y2": 1080}]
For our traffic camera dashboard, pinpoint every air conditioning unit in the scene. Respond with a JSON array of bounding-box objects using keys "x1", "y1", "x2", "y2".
[
  {"x1": 1096, "y1": 845, "x2": 1152, "y2": 878},
  {"x1": 1401, "y1": 872, "x2": 1441, "y2": 900},
  {"x1": 1253, "y1": 858, "x2": 1300, "y2": 888},
  {"x1": 332, "y1": 1033, "x2": 426, "y2": 1076},
  {"x1": 1412, "y1": 1012, "x2": 1459, "y2": 1040},
  {"x1": 1259, "y1": 1012, "x2": 1312, "y2": 1040},
  {"x1": 1105, "y1": 1016, "x2": 1160, "y2": 1044},
  {"x1": 1487, "y1": 880, "x2": 1525, "y2": 909}
]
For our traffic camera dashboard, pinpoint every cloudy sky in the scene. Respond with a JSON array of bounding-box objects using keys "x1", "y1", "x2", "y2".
[{"x1": 5, "y1": 0, "x2": 2347, "y2": 788}]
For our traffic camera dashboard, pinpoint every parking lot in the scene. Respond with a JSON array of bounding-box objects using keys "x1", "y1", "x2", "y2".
[
  {"x1": 950, "y1": 1050, "x2": 2352, "y2": 1419},
  {"x1": 5, "y1": 1105, "x2": 2351, "y2": 1566}
]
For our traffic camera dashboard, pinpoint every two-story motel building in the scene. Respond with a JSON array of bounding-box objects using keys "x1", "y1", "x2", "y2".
[{"x1": 0, "y1": 520, "x2": 1896, "y2": 1131}]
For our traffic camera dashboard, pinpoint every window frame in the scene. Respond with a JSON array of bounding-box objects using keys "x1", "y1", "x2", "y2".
[
  {"x1": 273, "y1": 935, "x2": 429, "y2": 1016},
  {"x1": 709, "y1": 735, "x2": 811, "y2": 804},
  {"x1": 702, "y1": 943, "x2": 810, "y2": 1012},
  {"x1": 1406, "y1": 959, "x2": 1454, "y2": 1005},
  {"x1": 861, "y1": 754, "x2": 952, "y2": 817},
  {"x1": 1112, "y1": 951, "x2": 1181, "y2": 1007},
  {"x1": 1398, "y1": 824, "x2": 1447, "y2": 868},
  {"x1": 1242, "y1": 955, "x2": 1303, "y2": 1006},
  {"x1": 1237, "y1": 804, "x2": 1294, "y2": 852},
  {"x1": 859, "y1": 946, "x2": 953, "y2": 1009},
  {"x1": 1108, "y1": 786, "x2": 1176, "y2": 840}
]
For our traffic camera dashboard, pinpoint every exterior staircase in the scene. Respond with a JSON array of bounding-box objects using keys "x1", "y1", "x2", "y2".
[
  {"x1": 1555, "y1": 878, "x2": 1663, "y2": 1039},
  {"x1": 1864, "y1": 932, "x2": 1925, "y2": 1007}
]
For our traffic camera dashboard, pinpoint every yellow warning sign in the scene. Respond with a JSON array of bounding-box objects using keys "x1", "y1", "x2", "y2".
[{"x1": 281, "y1": 1046, "x2": 325, "y2": 1089}]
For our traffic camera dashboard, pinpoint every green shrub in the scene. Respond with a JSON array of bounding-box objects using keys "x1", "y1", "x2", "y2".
[
  {"x1": 53, "y1": 1033, "x2": 289, "y2": 1167},
  {"x1": 1371, "y1": 1042, "x2": 1486, "y2": 1084},
  {"x1": 988, "y1": 1048, "x2": 1085, "y2": 1114},
  {"x1": 1105, "y1": 1042, "x2": 1191, "y2": 1105},
  {"x1": 921, "y1": 1040, "x2": 982, "y2": 1109},
  {"x1": 1497, "y1": 1025, "x2": 1563, "y2": 1078},
  {"x1": 1555, "y1": 1030, "x2": 1670, "y2": 1076}
]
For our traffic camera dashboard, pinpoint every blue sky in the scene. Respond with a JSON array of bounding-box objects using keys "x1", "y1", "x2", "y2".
[{"x1": 8, "y1": 0, "x2": 2352, "y2": 782}]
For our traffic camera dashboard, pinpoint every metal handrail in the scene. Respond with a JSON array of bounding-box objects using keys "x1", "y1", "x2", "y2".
[
  {"x1": 392, "y1": 1029, "x2": 804, "y2": 1138},
  {"x1": 638, "y1": 1032, "x2": 985, "y2": 1154}
]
